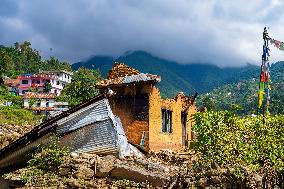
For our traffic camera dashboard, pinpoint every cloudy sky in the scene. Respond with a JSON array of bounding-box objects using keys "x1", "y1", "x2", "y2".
[{"x1": 1, "y1": 0, "x2": 284, "y2": 66}]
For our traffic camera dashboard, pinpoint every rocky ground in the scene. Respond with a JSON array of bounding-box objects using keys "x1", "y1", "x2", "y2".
[
  {"x1": 0, "y1": 124, "x2": 34, "y2": 149},
  {"x1": 2, "y1": 149, "x2": 276, "y2": 189},
  {"x1": 1, "y1": 136, "x2": 282, "y2": 189},
  {"x1": 2, "y1": 150, "x2": 181, "y2": 188}
]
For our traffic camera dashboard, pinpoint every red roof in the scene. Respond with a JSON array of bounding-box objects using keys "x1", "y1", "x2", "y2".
[
  {"x1": 23, "y1": 92, "x2": 56, "y2": 99},
  {"x1": 25, "y1": 107, "x2": 55, "y2": 111},
  {"x1": 4, "y1": 79, "x2": 20, "y2": 87},
  {"x1": 17, "y1": 74, "x2": 56, "y2": 80}
]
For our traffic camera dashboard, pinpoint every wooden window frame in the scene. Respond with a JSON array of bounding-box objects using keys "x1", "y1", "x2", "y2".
[{"x1": 161, "y1": 109, "x2": 173, "y2": 133}]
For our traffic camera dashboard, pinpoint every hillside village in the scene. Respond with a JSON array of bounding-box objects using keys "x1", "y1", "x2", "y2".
[
  {"x1": 4, "y1": 70, "x2": 72, "y2": 114},
  {"x1": 2, "y1": 0, "x2": 284, "y2": 188}
]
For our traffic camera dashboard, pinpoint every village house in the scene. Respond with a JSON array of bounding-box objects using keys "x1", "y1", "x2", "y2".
[
  {"x1": 0, "y1": 63, "x2": 196, "y2": 174},
  {"x1": 23, "y1": 92, "x2": 69, "y2": 113},
  {"x1": 17, "y1": 70, "x2": 73, "y2": 96},
  {"x1": 23, "y1": 92, "x2": 56, "y2": 111},
  {"x1": 97, "y1": 63, "x2": 196, "y2": 151}
]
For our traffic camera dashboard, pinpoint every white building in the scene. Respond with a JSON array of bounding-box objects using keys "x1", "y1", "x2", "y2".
[
  {"x1": 23, "y1": 92, "x2": 69, "y2": 113},
  {"x1": 23, "y1": 92, "x2": 56, "y2": 111},
  {"x1": 41, "y1": 70, "x2": 73, "y2": 85}
]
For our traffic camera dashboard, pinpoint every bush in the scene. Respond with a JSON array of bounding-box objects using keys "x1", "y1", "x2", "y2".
[
  {"x1": 21, "y1": 136, "x2": 70, "y2": 185},
  {"x1": 191, "y1": 111, "x2": 284, "y2": 171}
]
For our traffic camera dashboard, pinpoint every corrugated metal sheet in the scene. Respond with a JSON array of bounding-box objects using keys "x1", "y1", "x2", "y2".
[
  {"x1": 122, "y1": 73, "x2": 149, "y2": 84},
  {"x1": 57, "y1": 98, "x2": 119, "y2": 154},
  {"x1": 56, "y1": 99, "x2": 109, "y2": 134},
  {"x1": 0, "y1": 96, "x2": 130, "y2": 174},
  {"x1": 0, "y1": 95, "x2": 107, "y2": 174},
  {"x1": 60, "y1": 119, "x2": 118, "y2": 154}
]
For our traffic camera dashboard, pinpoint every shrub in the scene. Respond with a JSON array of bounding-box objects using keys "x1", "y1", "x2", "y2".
[
  {"x1": 21, "y1": 136, "x2": 70, "y2": 185},
  {"x1": 191, "y1": 111, "x2": 284, "y2": 171}
]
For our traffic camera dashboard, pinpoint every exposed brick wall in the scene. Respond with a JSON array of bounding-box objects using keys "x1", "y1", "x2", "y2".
[
  {"x1": 107, "y1": 83, "x2": 196, "y2": 152},
  {"x1": 109, "y1": 85, "x2": 150, "y2": 149},
  {"x1": 126, "y1": 120, "x2": 149, "y2": 149}
]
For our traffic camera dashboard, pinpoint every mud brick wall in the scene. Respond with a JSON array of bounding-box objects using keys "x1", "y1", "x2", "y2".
[
  {"x1": 110, "y1": 85, "x2": 150, "y2": 149},
  {"x1": 148, "y1": 87, "x2": 196, "y2": 151}
]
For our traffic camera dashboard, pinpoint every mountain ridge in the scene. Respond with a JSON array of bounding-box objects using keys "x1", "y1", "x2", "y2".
[{"x1": 72, "y1": 50, "x2": 259, "y2": 97}]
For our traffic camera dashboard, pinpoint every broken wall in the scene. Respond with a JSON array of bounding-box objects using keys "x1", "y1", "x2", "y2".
[
  {"x1": 109, "y1": 85, "x2": 150, "y2": 150},
  {"x1": 148, "y1": 87, "x2": 195, "y2": 151}
]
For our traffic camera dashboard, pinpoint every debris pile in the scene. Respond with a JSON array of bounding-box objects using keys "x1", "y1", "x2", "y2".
[
  {"x1": 3, "y1": 152, "x2": 180, "y2": 188},
  {"x1": 3, "y1": 149, "x2": 281, "y2": 188},
  {"x1": 0, "y1": 124, "x2": 34, "y2": 149},
  {"x1": 107, "y1": 62, "x2": 140, "y2": 79}
]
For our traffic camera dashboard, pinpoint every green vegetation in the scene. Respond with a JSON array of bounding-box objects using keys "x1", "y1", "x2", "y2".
[
  {"x1": 0, "y1": 86, "x2": 41, "y2": 125},
  {"x1": 198, "y1": 79, "x2": 258, "y2": 114},
  {"x1": 22, "y1": 136, "x2": 70, "y2": 186},
  {"x1": 0, "y1": 106, "x2": 42, "y2": 125},
  {"x1": 0, "y1": 41, "x2": 71, "y2": 78},
  {"x1": 0, "y1": 85, "x2": 23, "y2": 108},
  {"x1": 191, "y1": 111, "x2": 284, "y2": 172},
  {"x1": 197, "y1": 61, "x2": 284, "y2": 115},
  {"x1": 57, "y1": 67, "x2": 101, "y2": 107}
]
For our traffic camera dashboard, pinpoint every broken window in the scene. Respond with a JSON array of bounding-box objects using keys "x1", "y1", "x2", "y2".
[{"x1": 161, "y1": 109, "x2": 172, "y2": 133}]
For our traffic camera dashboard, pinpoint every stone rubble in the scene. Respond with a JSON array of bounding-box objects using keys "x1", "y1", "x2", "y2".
[
  {"x1": 0, "y1": 124, "x2": 34, "y2": 149},
  {"x1": 3, "y1": 149, "x2": 282, "y2": 188}
]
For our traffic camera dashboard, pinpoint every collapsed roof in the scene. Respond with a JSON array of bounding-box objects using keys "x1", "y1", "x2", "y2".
[
  {"x1": 96, "y1": 62, "x2": 161, "y2": 88},
  {"x1": 0, "y1": 95, "x2": 139, "y2": 174}
]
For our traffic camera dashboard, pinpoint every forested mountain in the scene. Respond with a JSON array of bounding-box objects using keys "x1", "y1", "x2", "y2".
[
  {"x1": 197, "y1": 61, "x2": 284, "y2": 114},
  {"x1": 3, "y1": 41, "x2": 282, "y2": 114},
  {"x1": 72, "y1": 51, "x2": 258, "y2": 97},
  {"x1": 0, "y1": 41, "x2": 71, "y2": 78}
]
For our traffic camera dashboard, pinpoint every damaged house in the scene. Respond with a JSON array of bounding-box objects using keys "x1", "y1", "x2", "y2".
[
  {"x1": 0, "y1": 63, "x2": 196, "y2": 174},
  {"x1": 97, "y1": 63, "x2": 196, "y2": 151}
]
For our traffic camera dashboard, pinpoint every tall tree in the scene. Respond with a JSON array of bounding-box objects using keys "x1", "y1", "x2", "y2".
[
  {"x1": 0, "y1": 42, "x2": 72, "y2": 77},
  {"x1": 58, "y1": 68, "x2": 101, "y2": 107}
]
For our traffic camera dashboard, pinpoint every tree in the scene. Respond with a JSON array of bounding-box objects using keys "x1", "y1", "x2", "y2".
[
  {"x1": 200, "y1": 95, "x2": 217, "y2": 111},
  {"x1": 0, "y1": 42, "x2": 72, "y2": 77},
  {"x1": 43, "y1": 82, "x2": 52, "y2": 93},
  {"x1": 57, "y1": 68, "x2": 101, "y2": 107}
]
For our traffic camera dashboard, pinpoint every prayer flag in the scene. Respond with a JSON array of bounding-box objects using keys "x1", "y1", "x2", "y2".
[
  {"x1": 280, "y1": 42, "x2": 284, "y2": 51},
  {"x1": 258, "y1": 90, "x2": 265, "y2": 108}
]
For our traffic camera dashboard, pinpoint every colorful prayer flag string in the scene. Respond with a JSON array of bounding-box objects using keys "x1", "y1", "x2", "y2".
[
  {"x1": 258, "y1": 27, "x2": 271, "y2": 115},
  {"x1": 270, "y1": 39, "x2": 284, "y2": 51}
]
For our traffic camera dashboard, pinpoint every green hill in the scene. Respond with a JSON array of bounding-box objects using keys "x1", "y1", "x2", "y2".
[
  {"x1": 72, "y1": 51, "x2": 258, "y2": 97},
  {"x1": 197, "y1": 61, "x2": 284, "y2": 114}
]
